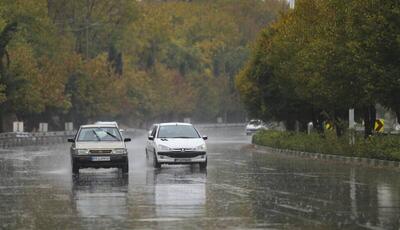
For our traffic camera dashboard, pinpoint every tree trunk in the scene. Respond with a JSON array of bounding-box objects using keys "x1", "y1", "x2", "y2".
[
  {"x1": 363, "y1": 105, "x2": 376, "y2": 138},
  {"x1": 0, "y1": 110, "x2": 3, "y2": 132},
  {"x1": 363, "y1": 106, "x2": 371, "y2": 138},
  {"x1": 312, "y1": 110, "x2": 324, "y2": 134},
  {"x1": 285, "y1": 119, "x2": 296, "y2": 131},
  {"x1": 335, "y1": 122, "x2": 343, "y2": 137},
  {"x1": 370, "y1": 105, "x2": 376, "y2": 133},
  {"x1": 333, "y1": 109, "x2": 347, "y2": 137}
]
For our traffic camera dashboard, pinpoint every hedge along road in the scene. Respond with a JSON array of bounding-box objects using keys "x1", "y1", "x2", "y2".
[{"x1": 0, "y1": 127, "x2": 399, "y2": 229}]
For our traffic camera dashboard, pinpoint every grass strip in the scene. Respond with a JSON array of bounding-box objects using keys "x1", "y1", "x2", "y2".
[{"x1": 253, "y1": 130, "x2": 400, "y2": 161}]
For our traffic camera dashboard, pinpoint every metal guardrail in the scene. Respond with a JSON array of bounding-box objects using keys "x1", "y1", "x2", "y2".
[
  {"x1": 0, "y1": 131, "x2": 76, "y2": 149},
  {"x1": 0, "y1": 131, "x2": 76, "y2": 139},
  {"x1": 0, "y1": 129, "x2": 144, "y2": 149}
]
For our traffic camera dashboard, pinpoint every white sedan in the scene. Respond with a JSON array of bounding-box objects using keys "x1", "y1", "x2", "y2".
[
  {"x1": 146, "y1": 123, "x2": 208, "y2": 169},
  {"x1": 69, "y1": 124, "x2": 130, "y2": 174},
  {"x1": 245, "y1": 119, "x2": 268, "y2": 135}
]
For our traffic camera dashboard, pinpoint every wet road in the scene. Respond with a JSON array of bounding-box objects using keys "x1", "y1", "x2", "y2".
[{"x1": 1, "y1": 127, "x2": 400, "y2": 230}]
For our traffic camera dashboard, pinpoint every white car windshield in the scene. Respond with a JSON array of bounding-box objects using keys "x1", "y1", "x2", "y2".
[
  {"x1": 157, "y1": 125, "x2": 200, "y2": 138},
  {"x1": 77, "y1": 127, "x2": 122, "y2": 142},
  {"x1": 249, "y1": 120, "x2": 262, "y2": 125}
]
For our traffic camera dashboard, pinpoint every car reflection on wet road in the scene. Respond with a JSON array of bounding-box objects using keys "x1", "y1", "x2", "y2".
[
  {"x1": 1, "y1": 127, "x2": 400, "y2": 229},
  {"x1": 73, "y1": 173, "x2": 129, "y2": 218}
]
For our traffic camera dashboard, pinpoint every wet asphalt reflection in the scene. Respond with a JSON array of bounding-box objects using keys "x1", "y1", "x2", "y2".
[{"x1": 1, "y1": 127, "x2": 400, "y2": 229}]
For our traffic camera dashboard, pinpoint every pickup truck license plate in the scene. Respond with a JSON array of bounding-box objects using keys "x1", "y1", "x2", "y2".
[
  {"x1": 175, "y1": 158, "x2": 191, "y2": 163},
  {"x1": 91, "y1": 156, "x2": 111, "y2": 161}
]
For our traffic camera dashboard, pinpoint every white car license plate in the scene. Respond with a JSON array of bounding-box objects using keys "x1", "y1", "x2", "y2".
[
  {"x1": 91, "y1": 156, "x2": 111, "y2": 161},
  {"x1": 175, "y1": 158, "x2": 191, "y2": 163}
]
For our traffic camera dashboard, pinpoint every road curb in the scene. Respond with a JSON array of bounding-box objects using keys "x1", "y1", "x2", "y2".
[{"x1": 253, "y1": 145, "x2": 400, "y2": 169}]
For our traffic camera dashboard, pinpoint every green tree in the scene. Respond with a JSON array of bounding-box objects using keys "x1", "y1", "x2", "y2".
[{"x1": 236, "y1": 0, "x2": 400, "y2": 136}]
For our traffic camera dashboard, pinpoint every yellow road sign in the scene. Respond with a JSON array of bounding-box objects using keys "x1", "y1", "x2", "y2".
[
  {"x1": 325, "y1": 122, "x2": 334, "y2": 130},
  {"x1": 374, "y1": 119, "x2": 384, "y2": 132}
]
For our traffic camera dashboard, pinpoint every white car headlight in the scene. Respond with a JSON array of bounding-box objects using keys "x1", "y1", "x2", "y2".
[
  {"x1": 196, "y1": 144, "x2": 206, "y2": 151},
  {"x1": 158, "y1": 144, "x2": 172, "y2": 151},
  {"x1": 76, "y1": 149, "x2": 89, "y2": 155},
  {"x1": 112, "y1": 149, "x2": 127, "y2": 154}
]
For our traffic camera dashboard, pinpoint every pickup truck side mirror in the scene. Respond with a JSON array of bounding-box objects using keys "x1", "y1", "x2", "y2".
[
  {"x1": 148, "y1": 135, "x2": 154, "y2": 141},
  {"x1": 124, "y1": 138, "x2": 131, "y2": 142},
  {"x1": 67, "y1": 138, "x2": 75, "y2": 143},
  {"x1": 202, "y1": 135, "x2": 208, "y2": 140}
]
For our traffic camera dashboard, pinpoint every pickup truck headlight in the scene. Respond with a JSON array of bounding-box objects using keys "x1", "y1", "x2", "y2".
[
  {"x1": 76, "y1": 149, "x2": 89, "y2": 155},
  {"x1": 158, "y1": 144, "x2": 172, "y2": 151},
  {"x1": 112, "y1": 149, "x2": 127, "y2": 154},
  {"x1": 196, "y1": 144, "x2": 206, "y2": 151}
]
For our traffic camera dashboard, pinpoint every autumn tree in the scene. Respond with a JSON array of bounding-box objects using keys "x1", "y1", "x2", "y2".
[{"x1": 0, "y1": 0, "x2": 285, "y2": 130}]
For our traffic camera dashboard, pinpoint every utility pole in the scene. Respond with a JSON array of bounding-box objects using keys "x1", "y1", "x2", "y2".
[{"x1": 349, "y1": 108, "x2": 355, "y2": 145}]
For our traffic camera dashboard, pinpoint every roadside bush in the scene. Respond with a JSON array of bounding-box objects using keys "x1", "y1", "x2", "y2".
[{"x1": 253, "y1": 130, "x2": 400, "y2": 161}]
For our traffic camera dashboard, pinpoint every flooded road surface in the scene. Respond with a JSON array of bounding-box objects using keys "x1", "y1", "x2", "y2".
[{"x1": 1, "y1": 127, "x2": 400, "y2": 229}]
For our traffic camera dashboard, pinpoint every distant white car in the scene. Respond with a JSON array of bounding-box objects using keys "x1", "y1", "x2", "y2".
[
  {"x1": 245, "y1": 119, "x2": 268, "y2": 135},
  {"x1": 146, "y1": 123, "x2": 208, "y2": 169},
  {"x1": 95, "y1": 121, "x2": 119, "y2": 128},
  {"x1": 95, "y1": 121, "x2": 125, "y2": 135},
  {"x1": 392, "y1": 123, "x2": 400, "y2": 134}
]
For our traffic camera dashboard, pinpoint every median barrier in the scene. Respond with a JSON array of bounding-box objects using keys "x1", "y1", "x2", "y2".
[
  {"x1": 0, "y1": 131, "x2": 76, "y2": 149},
  {"x1": 0, "y1": 128, "x2": 146, "y2": 149}
]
